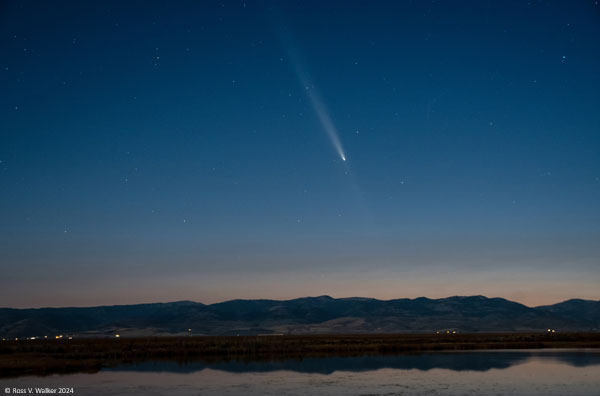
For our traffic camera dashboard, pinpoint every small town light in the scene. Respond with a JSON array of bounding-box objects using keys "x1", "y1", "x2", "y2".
[{"x1": 115, "y1": 334, "x2": 120, "y2": 338}]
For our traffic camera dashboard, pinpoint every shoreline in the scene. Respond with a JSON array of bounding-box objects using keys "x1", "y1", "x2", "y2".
[{"x1": 2, "y1": 333, "x2": 600, "y2": 378}]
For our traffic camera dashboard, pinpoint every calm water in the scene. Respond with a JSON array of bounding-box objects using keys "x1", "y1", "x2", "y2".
[{"x1": 3, "y1": 349, "x2": 600, "y2": 395}]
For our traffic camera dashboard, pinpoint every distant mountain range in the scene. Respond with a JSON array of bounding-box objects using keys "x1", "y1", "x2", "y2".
[{"x1": 1, "y1": 296, "x2": 599, "y2": 338}]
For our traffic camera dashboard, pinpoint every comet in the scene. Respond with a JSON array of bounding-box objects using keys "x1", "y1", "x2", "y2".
[
  {"x1": 277, "y1": 31, "x2": 347, "y2": 162},
  {"x1": 301, "y1": 78, "x2": 347, "y2": 162}
]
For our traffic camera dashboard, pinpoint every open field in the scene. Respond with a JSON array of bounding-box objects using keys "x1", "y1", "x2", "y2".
[{"x1": 2, "y1": 332, "x2": 600, "y2": 378}]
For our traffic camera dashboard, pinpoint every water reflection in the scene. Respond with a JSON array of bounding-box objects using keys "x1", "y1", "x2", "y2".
[
  {"x1": 3, "y1": 350, "x2": 600, "y2": 396},
  {"x1": 107, "y1": 349, "x2": 600, "y2": 375}
]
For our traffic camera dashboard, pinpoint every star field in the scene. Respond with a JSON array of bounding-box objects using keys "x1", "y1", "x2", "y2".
[{"x1": 1, "y1": 0, "x2": 599, "y2": 308}]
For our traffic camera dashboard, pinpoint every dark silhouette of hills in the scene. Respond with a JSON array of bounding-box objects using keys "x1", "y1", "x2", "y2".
[{"x1": 1, "y1": 296, "x2": 599, "y2": 338}]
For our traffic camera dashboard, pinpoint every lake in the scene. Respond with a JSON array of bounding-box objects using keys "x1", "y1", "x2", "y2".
[{"x1": 2, "y1": 349, "x2": 599, "y2": 395}]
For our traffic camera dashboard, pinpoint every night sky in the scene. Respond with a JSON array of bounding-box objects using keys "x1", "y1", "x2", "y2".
[{"x1": 1, "y1": 1, "x2": 599, "y2": 308}]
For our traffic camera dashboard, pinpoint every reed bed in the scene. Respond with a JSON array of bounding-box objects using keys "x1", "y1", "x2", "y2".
[{"x1": 2, "y1": 332, "x2": 599, "y2": 378}]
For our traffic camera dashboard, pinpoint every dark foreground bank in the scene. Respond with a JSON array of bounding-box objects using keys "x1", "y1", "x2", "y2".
[{"x1": 2, "y1": 332, "x2": 600, "y2": 378}]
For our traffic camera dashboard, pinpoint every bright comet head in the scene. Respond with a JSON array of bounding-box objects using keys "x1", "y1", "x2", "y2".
[{"x1": 282, "y1": 44, "x2": 347, "y2": 164}]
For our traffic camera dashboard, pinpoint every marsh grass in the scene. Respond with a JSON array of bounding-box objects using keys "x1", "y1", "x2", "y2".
[{"x1": 2, "y1": 332, "x2": 599, "y2": 378}]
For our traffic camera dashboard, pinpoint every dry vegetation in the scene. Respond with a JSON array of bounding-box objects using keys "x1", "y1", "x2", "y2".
[{"x1": 2, "y1": 332, "x2": 600, "y2": 378}]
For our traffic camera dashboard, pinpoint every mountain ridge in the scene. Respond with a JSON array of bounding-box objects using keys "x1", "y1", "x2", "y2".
[{"x1": 1, "y1": 295, "x2": 598, "y2": 338}]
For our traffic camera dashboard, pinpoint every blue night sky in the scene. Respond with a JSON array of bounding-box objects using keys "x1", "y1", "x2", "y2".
[{"x1": 1, "y1": 1, "x2": 599, "y2": 308}]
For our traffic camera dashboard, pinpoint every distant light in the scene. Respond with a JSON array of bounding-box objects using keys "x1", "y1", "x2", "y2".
[
  {"x1": 188, "y1": 328, "x2": 192, "y2": 332},
  {"x1": 552, "y1": 330, "x2": 556, "y2": 333},
  {"x1": 547, "y1": 329, "x2": 551, "y2": 332},
  {"x1": 452, "y1": 331, "x2": 456, "y2": 334},
  {"x1": 115, "y1": 334, "x2": 120, "y2": 338}
]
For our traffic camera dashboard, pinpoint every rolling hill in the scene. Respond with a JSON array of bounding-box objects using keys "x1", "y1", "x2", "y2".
[{"x1": 1, "y1": 296, "x2": 599, "y2": 338}]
